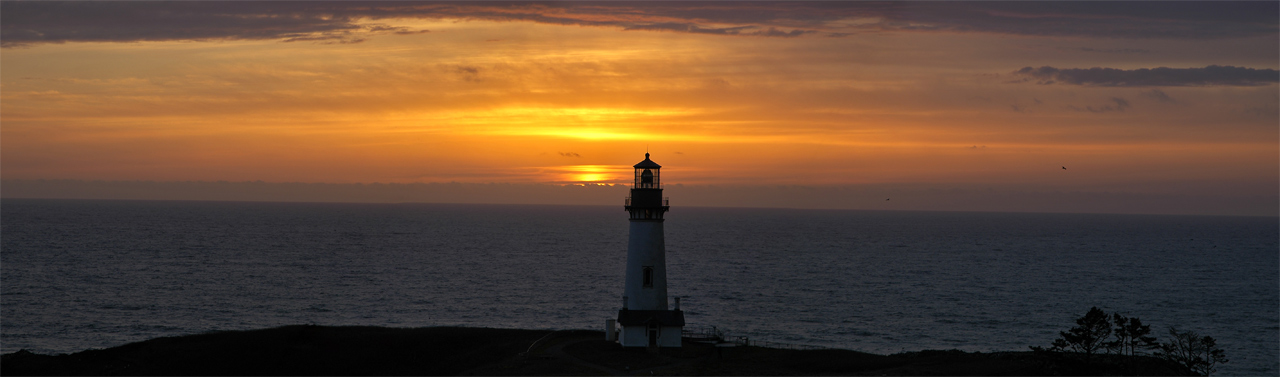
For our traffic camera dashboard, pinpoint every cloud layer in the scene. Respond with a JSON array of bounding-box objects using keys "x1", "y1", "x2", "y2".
[
  {"x1": 1014, "y1": 65, "x2": 1280, "y2": 87},
  {"x1": 4, "y1": 1, "x2": 1277, "y2": 47}
]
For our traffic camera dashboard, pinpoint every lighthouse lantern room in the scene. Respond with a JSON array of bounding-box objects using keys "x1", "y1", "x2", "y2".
[{"x1": 614, "y1": 153, "x2": 684, "y2": 348}]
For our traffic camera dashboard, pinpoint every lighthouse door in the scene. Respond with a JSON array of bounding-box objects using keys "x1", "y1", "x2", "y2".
[{"x1": 647, "y1": 323, "x2": 659, "y2": 348}]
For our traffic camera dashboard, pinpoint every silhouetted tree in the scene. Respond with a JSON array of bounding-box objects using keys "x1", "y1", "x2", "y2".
[
  {"x1": 1049, "y1": 307, "x2": 1112, "y2": 359},
  {"x1": 1156, "y1": 327, "x2": 1228, "y2": 376},
  {"x1": 1104, "y1": 313, "x2": 1160, "y2": 374},
  {"x1": 1106, "y1": 313, "x2": 1158, "y2": 357}
]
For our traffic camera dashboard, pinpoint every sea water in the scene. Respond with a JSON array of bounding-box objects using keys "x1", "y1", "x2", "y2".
[{"x1": 2, "y1": 199, "x2": 1276, "y2": 375}]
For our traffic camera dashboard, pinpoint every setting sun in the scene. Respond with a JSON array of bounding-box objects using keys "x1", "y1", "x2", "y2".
[{"x1": 545, "y1": 165, "x2": 628, "y2": 183}]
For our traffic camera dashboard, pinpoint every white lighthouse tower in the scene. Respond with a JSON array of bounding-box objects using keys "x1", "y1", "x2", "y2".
[{"x1": 615, "y1": 153, "x2": 684, "y2": 348}]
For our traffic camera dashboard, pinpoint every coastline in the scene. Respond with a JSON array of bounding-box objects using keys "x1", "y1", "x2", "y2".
[{"x1": 1, "y1": 325, "x2": 1194, "y2": 376}]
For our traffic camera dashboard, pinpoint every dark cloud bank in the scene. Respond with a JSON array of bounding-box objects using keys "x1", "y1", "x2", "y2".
[
  {"x1": 3, "y1": 1, "x2": 1276, "y2": 47},
  {"x1": 0, "y1": 2, "x2": 417, "y2": 46},
  {"x1": 2, "y1": 179, "x2": 1274, "y2": 217},
  {"x1": 1014, "y1": 65, "x2": 1279, "y2": 87}
]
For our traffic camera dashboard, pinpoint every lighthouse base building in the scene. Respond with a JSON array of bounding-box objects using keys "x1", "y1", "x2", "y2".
[
  {"x1": 617, "y1": 309, "x2": 685, "y2": 348},
  {"x1": 612, "y1": 153, "x2": 684, "y2": 348}
]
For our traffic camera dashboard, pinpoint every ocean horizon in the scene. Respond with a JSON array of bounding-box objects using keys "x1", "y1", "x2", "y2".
[{"x1": 2, "y1": 198, "x2": 1276, "y2": 375}]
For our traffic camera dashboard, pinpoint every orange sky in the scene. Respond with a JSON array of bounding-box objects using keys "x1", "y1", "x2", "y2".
[{"x1": 2, "y1": 2, "x2": 1277, "y2": 212}]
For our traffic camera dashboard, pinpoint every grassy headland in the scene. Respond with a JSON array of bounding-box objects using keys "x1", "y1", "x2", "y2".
[{"x1": 1, "y1": 325, "x2": 1194, "y2": 375}]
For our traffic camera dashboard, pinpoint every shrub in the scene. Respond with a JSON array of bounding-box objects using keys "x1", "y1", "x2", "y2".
[
  {"x1": 1034, "y1": 308, "x2": 1230, "y2": 376},
  {"x1": 1049, "y1": 307, "x2": 1112, "y2": 359},
  {"x1": 1155, "y1": 327, "x2": 1228, "y2": 376},
  {"x1": 1106, "y1": 313, "x2": 1158, "y2": 357}
]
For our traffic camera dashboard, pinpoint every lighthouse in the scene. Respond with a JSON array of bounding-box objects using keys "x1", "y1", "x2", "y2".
[{"x1": 613, "y1": 153, "x2": 684, "y2": 348}]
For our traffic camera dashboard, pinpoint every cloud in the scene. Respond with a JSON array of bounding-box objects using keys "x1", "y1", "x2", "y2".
[
  {"x1": 1009, "y1": 97, "x2": 1045, "y2": 113},
  {"x1": 623, "y1": 23, "x2": 759, "y2": 36},
  {"x1": 1013, "y1": 65, "x2": 1280, "y2": 87},
  {"x1": 282, "y1": 35, "x2": 365, "y2": 45},
  {"x1": 558, "y1": 152, "x2": 581, "y2": 158},
  {"x1": 1068, "y1": 97, "x2": 1131, "y2": 113},
  {"x1": 0, "y1": 2, "x2": 361, "y2": 47},
  {"x1": 899, "y1": 2, "x2": 1278, "y2": 39},
  {"x1": 455, "y1": 66, "x2": 481, "y2": 82},
  {"x1": 1141, "y1": 89, "x2": 1177, "y2": 104},
  {"x1": 1076, "y1": 47, "x2": 1151, "y2": 54},
  {"x1": 754, "y1": 27, "x2": 815, "y2": 38},
  {"x1": 365, "y1": 25, "x2": 430, "y2": 35},
  {"x1": 3, "y1": 2, "x2": 1275, "y2": 47},
  {"x1": 1241, "y1": 106, "x2": 1277, "y2": 117}
]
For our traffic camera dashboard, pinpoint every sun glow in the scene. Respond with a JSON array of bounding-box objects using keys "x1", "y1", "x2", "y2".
[
  {"x1": 548, "y1": 164, "x2": 631, "y2": 183},
  {"x1": 451, "y1": 107, "x2": 697, "y2": 140},
  {"x1": 574, "y1": 173, "x2": 610, "y2": 182}
]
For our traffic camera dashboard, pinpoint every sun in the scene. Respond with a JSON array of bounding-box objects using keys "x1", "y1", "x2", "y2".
[
  {"x1": 551, "y1": 165, "x2": 629, "y2": 183},
  {"x1": 574, "y1": 173, "x2": 610, "y2": 182}
]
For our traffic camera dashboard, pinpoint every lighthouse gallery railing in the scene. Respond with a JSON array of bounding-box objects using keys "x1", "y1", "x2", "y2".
[{"x1": 624, "y1": 197, "x2": 669, "y2": 206}]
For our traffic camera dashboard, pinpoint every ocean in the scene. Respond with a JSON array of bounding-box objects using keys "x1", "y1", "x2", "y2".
[{"x1": 2, "y1": 199, "x2": 1276, "y2": 375}]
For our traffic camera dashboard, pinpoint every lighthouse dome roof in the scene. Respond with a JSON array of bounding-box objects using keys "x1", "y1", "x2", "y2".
[{"x1": 633, "y1": 153, "x2": 661, "y2": 169}]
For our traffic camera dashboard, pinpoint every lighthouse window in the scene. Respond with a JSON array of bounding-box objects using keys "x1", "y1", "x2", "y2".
[
  {"x1": 640, "y1": 169, "x2": 655, "y2": 188},
  {"x1": 642, "y1": 267, "x2": 654, "y2": 288}
]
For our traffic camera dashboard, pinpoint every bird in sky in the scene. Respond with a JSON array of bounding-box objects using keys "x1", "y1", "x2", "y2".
[{"x1": 1062, "y1": 166, "x2": 1067, "y2": 170}]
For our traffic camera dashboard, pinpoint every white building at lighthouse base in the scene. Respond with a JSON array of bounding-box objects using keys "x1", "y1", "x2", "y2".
[{"x1": 616, "y1": 308, "x2": 684, "y2": 348}]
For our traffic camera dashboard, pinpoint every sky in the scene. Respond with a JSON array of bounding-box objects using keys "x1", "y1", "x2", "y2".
[{"x1": 2, "y1": 1, "x2": 1277, "y2": 215}]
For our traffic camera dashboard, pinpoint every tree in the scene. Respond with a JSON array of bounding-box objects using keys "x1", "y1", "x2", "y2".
[
  {"x1": 1049, "y1": 307, "x2": 1112, "y2": 359},
  {"x1": 1156, "y1": 327, "x2": 1228, "y2": 376},
  {"x1": 1105, "y1": 313, "x2": 1160, "y2": 374},
  {"x1": 1106, "y1": 313, "x2": 1158, "y2": 357}
]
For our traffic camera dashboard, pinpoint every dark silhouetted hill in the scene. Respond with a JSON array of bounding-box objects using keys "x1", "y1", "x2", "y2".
[{"x1": 1, "y1": 325, "x2": 1194, "y2": 375}]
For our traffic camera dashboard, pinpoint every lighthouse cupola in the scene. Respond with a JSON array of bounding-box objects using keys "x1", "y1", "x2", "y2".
[
  {"x1": 634, "y1": 153, "x2": 661, "y2": 189},
  {"x1": 625, "y1": 153, "x2": 669, "y2": 220}
]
